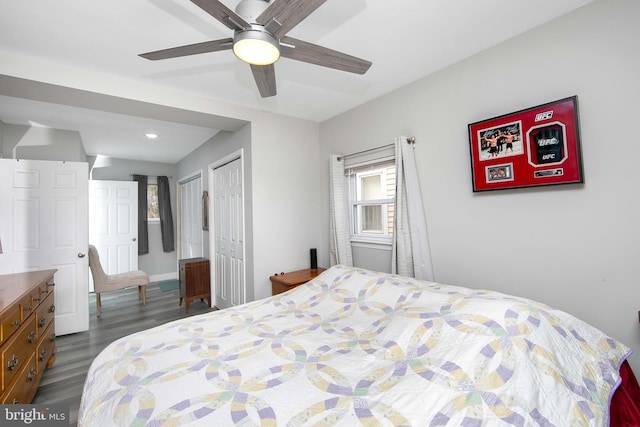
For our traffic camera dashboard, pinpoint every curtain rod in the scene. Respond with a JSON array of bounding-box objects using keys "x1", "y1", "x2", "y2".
[
  {"x1": 337, "y1": 137, "x2": 415, "y2": 161},
  {"x1": 130, "y1": 174, "x2": 174, "y2": 179}
]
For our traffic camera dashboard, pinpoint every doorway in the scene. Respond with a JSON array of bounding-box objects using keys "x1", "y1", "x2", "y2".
[{"x1": 88, "y1": 180, "x2": 139, "y2": 292}]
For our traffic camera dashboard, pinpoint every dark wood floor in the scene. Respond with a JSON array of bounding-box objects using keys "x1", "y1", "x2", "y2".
[{"x1": 32, "y1": 283, "x2": 216, "y2": 426}]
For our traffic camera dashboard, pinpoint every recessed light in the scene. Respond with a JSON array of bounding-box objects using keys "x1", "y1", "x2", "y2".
[{"x1": 145, "y1": 133, "x2": 158, "y2": 139}]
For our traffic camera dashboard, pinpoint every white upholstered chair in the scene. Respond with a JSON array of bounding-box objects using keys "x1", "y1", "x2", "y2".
[{"x1": 88, "y1": 245, "x2": 149, "y2": 317}]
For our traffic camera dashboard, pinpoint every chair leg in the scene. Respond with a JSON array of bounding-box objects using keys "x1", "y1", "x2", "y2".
[
  {"x1": 96, "y1": 293, "x2": 101, "y2": 317},
  {"x1": 140, "y1": 286, "x2": 146, "y2": 306}
]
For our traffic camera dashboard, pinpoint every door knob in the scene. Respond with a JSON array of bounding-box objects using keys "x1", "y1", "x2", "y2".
[{"x1": 78, "y1": 252, "x2": 86, "y2": 258}]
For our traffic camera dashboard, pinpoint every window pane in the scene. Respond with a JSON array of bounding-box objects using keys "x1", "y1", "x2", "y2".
[
  {"x1": 361, "y1": 175, "x2": 382, "y2": 200},
  {"x1": 148, "y1": 184, "x2": 159, "y2": 219},
  {"x1": 361, "y1": 205, "x2": 383, "y2": 233}
]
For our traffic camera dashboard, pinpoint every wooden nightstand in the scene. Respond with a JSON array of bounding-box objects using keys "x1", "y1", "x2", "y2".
[
  {"x1": 179, "y1": 258, "x2": 211, "y2": 312},
  {"x1": 270, "y1": 268, "x2": 326, "y2": 296}
]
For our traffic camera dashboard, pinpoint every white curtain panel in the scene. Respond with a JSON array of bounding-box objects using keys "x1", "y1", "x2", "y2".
[
  {"x1": 392, "y1": 136, "x2": 435, "y2": 280},
  {"x1": 329, "y1": 154, "x2": 353, "y2": 266}
]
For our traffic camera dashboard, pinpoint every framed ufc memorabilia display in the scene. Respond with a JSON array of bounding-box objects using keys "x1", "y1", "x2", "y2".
[{"x1": 468, "y1": 96, "x2": 583, "y2": 192}]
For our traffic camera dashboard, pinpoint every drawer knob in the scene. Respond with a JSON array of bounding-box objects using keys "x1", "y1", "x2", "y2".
[
  {"x1": 39, "y1": 349, "x2": 47, "y2": 361},
  {"x1": 27, "y1": 367, "x2": 37, "y2": 381},
  {"x1": 7, "y1": 355, "x2": 18, "y2": 370},
  {"x1": 11, "y1": 320, "x2": 19, "y2": 326},
  {"x1": 39, "y1": 318, "x2": 46, "y2": 328},
  {"x1": 49, "y1": 304, "x2": 56, "y2": 313},
  {"x1": 27, "y1": 331, "x2": 36, "y2": 343}
]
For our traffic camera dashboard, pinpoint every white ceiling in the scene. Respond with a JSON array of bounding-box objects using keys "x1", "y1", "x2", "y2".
[
  {"x1": 0, "y1": 0, "x2": 594, "y2": 163},
  {"x1": 0, "y1": 95, "x2": 221, "y2": 163}
]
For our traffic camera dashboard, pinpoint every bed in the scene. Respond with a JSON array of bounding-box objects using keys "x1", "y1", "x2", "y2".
[{"x1": 79, "y1": 265, "x2": 639, "y2": 426}]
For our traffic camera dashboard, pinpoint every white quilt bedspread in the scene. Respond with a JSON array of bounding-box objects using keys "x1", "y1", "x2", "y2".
[{"x1": 79, "y1": 265, "x2": 630, "y2": 426}]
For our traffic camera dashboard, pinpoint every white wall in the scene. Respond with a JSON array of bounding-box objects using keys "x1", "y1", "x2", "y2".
[
  {"x1": 320, "y1": 0, "x2": 640, "y2": 372},
  {"x1": 3, "y1": 122, "x2": 86, "y2": 161},
  {"x1": 251, "y1": 112, "x2": 322, "y2": 300}
]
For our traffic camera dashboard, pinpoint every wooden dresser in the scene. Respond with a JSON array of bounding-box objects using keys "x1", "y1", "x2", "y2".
[
  {"x1": 178, "y1": 258, "x2": 211, "y2": 313},
  {"x1": 0, "y1": 269, "x2": 56, "y2": 404},
  {"x1": 270, "y1": 268, "x2": 326, "y2": 296}
]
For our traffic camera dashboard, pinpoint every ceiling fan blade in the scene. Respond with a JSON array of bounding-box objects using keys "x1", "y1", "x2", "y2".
[
  {"x1": 280, "y1": 36, "x2": 372, "y2": 75},
  {"x1": 258, "y1": 0, "x2": 327, "y2": 38},
  {"x1": 250, "y1": 64, "x2": 277, "y2": 97},
  {"x1": 190, "y1": 0, "x2": 250, "y2": 30},
  {"x1": 139, "y1": 38, "x2": 233, "y2": 60}
]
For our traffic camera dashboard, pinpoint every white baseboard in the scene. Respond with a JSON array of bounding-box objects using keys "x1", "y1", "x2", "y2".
[{"x1": 149, "y1": 272, "x2": 178, "y2": 283}]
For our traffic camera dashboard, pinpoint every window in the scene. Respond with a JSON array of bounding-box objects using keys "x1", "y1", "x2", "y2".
[
  {"x1": 147, "y1": 180, "x2": 160, "y2": 222},
  {"x1": 349, "y1": 161, "x2": 395, "y2": 244}
]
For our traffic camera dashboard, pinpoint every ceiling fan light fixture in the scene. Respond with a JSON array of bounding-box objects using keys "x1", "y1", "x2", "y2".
[{"x1": 233, "y1": 29, "x2": 280, "y2": 66}]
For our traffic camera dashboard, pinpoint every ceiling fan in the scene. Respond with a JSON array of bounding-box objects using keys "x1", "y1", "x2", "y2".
[{"x1": 139, "y1": 0, "x2": 372, "y2": 98}]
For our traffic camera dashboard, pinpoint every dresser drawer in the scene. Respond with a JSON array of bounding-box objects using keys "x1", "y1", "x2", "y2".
[
  {"x1": 2, "y1": 316, "x2": 37, "y2": 390},
  {"x1": 0, "y1": 306, "x2": 21, "y2": 344},
  {"x1": 1, "y1": 352, "x2": 38, "y2": 404},
  {"x1": 36, "y1": 322, "x2": 56, "y2": 374},
  {"x1": 0, "y1": 269, "x2": 57, "y2": 404},
  {"x1": 1, "y1": 292, "x2": 35, "y2": 343},
  {"x1": 35, "y1": 292, "x2": 55, "y2": 335},
  {"x1": 29, "y1": 288, "x2": 44, "y2": 311},
  {"x1": 39, "y1": 278, "x2": 54, "y2": 296},
  {"x1": 21, "y1": 292, "x2": 37, "y2": 320},
  {"x1": 36, "y1": 279, "x2": 55, "y2": 306}
]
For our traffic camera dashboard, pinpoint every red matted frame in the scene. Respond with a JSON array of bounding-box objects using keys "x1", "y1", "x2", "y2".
[{"x1": 468, "y1": 96, "x2": 583, "y2": 192}]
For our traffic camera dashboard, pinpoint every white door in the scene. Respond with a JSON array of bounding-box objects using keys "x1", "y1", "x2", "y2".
[
  {"x1": 0, "y1": 159, "x2": 89, "y2": 335},
  {"x1": 88, "y1": 180, "x2": 138, "y2": 291},
  {"x1": 212, "y1": 158, "x2": 244, "y2": 309}
]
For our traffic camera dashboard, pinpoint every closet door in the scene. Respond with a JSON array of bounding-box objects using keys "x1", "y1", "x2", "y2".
[{"x1": 212, "y1": 158, "x2": 244, "y2": 309}]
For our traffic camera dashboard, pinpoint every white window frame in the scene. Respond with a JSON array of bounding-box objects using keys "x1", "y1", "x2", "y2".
[{"x1": 348, "y1": 159, "x2": 395, "y2": 246}]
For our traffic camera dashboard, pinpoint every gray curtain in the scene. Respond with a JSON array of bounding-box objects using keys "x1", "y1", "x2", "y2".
[
  {"x1": 132, "y1": 175, "x2": 149, "y2": 255},
  {"x1": 157, "y1": 176, "x2": 175, "y2": 252}
]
